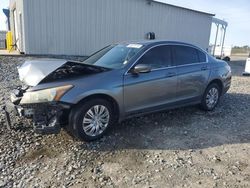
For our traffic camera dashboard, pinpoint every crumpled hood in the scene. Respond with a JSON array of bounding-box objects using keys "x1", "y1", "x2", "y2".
[
  {"x1": 18, "y1": 59, "x2": 109, "y2": 87},
  {"x1": 18, "y1": 59, "x2": 68, "y2": 86}
]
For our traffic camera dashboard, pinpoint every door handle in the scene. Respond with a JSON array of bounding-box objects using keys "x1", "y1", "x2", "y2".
[
  {"x1": 201, "y1": 66, "x2": 208, "y2": 71},
  {"x1": 166, "y1": 72, "x2": 176, "y2": 78}
]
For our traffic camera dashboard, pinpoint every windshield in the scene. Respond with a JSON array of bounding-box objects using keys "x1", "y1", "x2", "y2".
[{"x1": 83, "y1": 44, "x2": 143, "y2": 69}]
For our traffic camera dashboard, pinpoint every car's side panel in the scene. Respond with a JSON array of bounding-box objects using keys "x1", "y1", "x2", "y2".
[
  {"x1": 123, "y1": 67, "x2": 177, "y2": 114},
  {"x1": 208, "y1": 60, "x2": 232, "y2": 93},
  {"x1": 170, "y1": 44, "x2": 211, "y2": 102},
  {"x1": 59, "y1": 69, "x2": 125, "y2": 117},
  {"x1": 176, "y1": 63, "x2": 210, "y2": 101}
]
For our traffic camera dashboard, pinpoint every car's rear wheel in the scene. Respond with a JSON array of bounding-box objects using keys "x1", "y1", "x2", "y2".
[
  {"x1": 201, "y1": 83, "x2": 221, "y2": 111},
  {"x1": 68, "y1": 99, "x2": 115, "y2": 141}
]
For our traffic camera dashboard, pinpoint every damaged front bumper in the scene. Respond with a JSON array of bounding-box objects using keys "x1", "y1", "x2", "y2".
[{"x1": 3, "y1": 97, "x2": 71, "y2": 135}]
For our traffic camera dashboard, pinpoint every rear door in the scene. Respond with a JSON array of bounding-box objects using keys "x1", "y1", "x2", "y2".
[
  {"x1": 123, "y1": 45, "x2": 177, "y2": 114},
  {"x1": 172, "y1": 45, "x2": 210, "y2": 101}
]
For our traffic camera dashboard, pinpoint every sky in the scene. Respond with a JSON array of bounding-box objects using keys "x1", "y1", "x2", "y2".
[
  {"x1": 0, "y1": 0, "x2": 8, "y2": 29},
  {"x1": 0, "y1": 0, "x2": 249, "y2": 46},
  {"x1": 157, "y1": 0, "x2": 250, "y2": 46}
]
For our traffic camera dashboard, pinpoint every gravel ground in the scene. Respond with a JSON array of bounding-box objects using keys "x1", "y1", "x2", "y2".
[{"x1": 0, "y1": 56, "x2": 249, "y2": 188}]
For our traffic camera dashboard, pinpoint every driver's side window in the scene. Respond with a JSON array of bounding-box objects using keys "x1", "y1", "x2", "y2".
[{"x1": 137, "y1": 45, "x2": 172, "y2": 69}]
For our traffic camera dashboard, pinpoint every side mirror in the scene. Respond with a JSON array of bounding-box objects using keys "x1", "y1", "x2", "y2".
[{"x1": 131, "y1": 64, "x2": 151, "y2": 74}]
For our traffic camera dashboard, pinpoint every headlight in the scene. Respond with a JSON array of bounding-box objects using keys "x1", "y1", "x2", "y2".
[{"x1": 20, "y1": 85, "x2": 73, "y2": 104}]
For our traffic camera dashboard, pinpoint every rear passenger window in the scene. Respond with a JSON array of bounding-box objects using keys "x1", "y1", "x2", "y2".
[
  {"x1": 172, "y1": 45, "x2": 199, "y2": 65},
  {"x1": 137, "y1": 46, "x2": 172, "y2": 69},
  {"x1": 197, "y1": 50, "x2": 206, "y2": 62}
]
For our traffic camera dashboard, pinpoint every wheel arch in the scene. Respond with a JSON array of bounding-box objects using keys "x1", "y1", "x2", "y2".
[
  {"x1": 74, "y1": 93, "x2": 120, "y2": 121},
  {"x1": 207, "y1": 79, "x2": 224, "y2": 94}
]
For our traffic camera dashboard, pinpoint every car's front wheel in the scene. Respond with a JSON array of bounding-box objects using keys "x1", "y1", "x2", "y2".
[
  {"x1": 201, "y1": 83, "x2": 221, "y2": 111},
  {"x1": 68, "y1": 99, "x2": 115, "y2": 141}
]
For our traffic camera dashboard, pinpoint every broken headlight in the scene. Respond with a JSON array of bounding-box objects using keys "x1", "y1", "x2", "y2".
[{"x1": 20, "y1": 85, "x2": 73, "y2": 104}]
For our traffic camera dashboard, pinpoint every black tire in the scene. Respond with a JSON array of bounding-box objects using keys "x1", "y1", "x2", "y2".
[
  {"x1": 68, "y1": 98, "x2": 116, "y2": 142},
  {"x1": 200, "y1": 83, "x2": 221, "y2": 111},
  {"x1": 223, "y1": 56, "x2": 230, "y2": 62}
]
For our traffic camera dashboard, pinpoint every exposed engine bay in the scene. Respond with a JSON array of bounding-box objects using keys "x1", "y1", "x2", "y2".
[{"x1": 42, "y1": 61, "x2": 108, "y2": 83}]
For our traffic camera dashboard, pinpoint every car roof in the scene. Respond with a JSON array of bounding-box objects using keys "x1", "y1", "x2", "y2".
[
  {"x1": 118, "y1": 40, "x2": 201, "y2": 49},
  {"x1": 118, "y1": 40, "x2": 206, "y2": 52}
]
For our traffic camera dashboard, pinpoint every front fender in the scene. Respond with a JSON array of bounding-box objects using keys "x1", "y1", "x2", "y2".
[{"x1": 60, "y1": 87, "x2": 125, "y2": 119}]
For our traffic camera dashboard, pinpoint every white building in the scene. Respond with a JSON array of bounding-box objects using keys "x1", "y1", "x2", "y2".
[{"x1": 9, "y1": 0, "x2": 214, "y2": 56}]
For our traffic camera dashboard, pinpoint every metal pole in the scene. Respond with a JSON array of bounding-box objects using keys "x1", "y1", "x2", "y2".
[
  {"x1": 213, "y1": 24, "x2": 219, "y2": 56},
  {"x1": 220, "y1": 26, "x2": 227, "y2": 58},
  {"x1": 220, "y1": 26, "x2": 223, "y2": 46},
  {"x1": 7, "y1": 17, "x2": 10, "y2": 31}
]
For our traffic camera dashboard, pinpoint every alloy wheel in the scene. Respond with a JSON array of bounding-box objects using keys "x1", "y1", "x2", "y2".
[
  {"x1": 206, "y1": 87, "x2": 219, "y2": 109},
  {"x1": 82, "y1": 105, "x2": 110, "y2": 137}
]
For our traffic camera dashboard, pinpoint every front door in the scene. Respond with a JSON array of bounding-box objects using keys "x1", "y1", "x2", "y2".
[{"x1": 123, "y1": 45, "x2": 177, "y2": 114}]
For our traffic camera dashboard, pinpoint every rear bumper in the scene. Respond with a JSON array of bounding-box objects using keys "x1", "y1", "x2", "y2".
[
  {"x1": 222, "y1": 74, "x2": 232, "y2": 94},
  {"x1": 223, "y1": 81, "x2": 231, "y2": 94},
  {"x1": 3, "y1": 101, "x2": 71, "y2": 134}
]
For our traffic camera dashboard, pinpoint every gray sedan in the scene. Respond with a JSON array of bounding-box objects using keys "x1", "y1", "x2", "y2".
[{"x1": 4, "y1": 41, "x2": 232, "y2": 141}]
